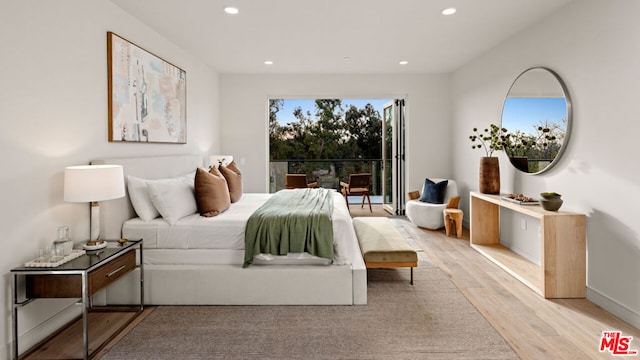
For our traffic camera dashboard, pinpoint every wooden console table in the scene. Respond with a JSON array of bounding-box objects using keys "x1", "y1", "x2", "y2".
[{"x1": 470, "y1": 192, "x2": 585, "y2": 298}]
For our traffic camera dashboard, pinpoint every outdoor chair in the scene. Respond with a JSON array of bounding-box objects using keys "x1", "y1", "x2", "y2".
[
  {"x1": 285, "y1": 174, "x2": 318, "y2": 189},
  {"x1": 340, "y1": 173, "x2": 372, "y2": 212}
]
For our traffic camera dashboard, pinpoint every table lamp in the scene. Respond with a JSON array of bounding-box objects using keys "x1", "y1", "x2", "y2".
[{"x1": 64, "y1": 165, "x2": 125, "y2": 249}]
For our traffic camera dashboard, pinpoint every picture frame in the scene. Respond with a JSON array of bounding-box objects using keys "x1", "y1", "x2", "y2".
[{"x1": 107, "y1": 32, "x2": 187, "y2": 143}]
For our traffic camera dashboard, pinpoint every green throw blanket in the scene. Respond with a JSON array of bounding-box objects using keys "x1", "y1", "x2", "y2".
[{"x1": 243, "y1": 188, "x2": 334, "y2": 268}]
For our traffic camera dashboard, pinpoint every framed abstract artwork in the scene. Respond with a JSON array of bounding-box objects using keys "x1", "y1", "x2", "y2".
[{"x1": 107, "y1": 32, "x2": 187, "y2": 143}]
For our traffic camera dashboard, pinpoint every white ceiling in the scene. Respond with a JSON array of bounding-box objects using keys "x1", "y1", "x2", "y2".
[{"x1": 109, "y1": 0, "x2": 573, "y2": 74}]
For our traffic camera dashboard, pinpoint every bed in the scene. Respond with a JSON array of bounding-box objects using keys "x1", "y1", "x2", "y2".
[{"x1": 91, "y1": 155, "x2": 367, "y2": 305}]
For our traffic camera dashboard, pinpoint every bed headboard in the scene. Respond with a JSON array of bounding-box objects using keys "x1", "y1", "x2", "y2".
[{"x1": 91, "y1": 154, "x2": 204, "y2": 239}]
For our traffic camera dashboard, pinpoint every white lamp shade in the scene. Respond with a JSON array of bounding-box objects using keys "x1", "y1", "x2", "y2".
[{"x1": 64, "y1": 165, "x2": 125, "y2": 202}]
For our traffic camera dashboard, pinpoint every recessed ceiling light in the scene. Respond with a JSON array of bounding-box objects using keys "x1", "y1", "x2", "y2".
[
  {"x1": 399, "y1": 60, "x2": 409, "y2": 65},
  {"x1": 264, "y1": 60, "x2": 274, "y2": 65},
  {"x1": 441, "y1": 7, "x2": 456, "y2": 15},
  {"x1": 224, "y1": 6, "x2": 239, "y2": 15}
]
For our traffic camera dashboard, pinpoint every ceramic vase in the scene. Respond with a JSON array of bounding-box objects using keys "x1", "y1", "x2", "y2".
[
  {"x1": 540, "y1": 193, "x2": 563, "y2": 211},
  {"x1": 479, "y1": 157, "x2": 500, "y2": 194}
]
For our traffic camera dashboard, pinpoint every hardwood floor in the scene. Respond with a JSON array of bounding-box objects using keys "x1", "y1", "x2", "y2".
[
  {"x1": 330, "y1": 204, "x2": 640, "y2": 358},
  {"x1": 89, "y1": 205, "x2": 638, "y2": 359},
  {"x1": 92, "y1": 307, "x2": 156, "y2": 359},
  {"x1": 396, "y1": 219, "x2": 640, "y2": 360},
  {"x1": 346, "y1": 203, "x2": 392, "y2": 217},
  {"x1": 20, "y1": 307, "x2": 153, "y2": 360}
]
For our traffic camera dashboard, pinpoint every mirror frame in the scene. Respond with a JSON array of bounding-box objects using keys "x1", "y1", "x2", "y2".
[{"x1": 501, "y1": 67, "x2": 572, "y2": 175}]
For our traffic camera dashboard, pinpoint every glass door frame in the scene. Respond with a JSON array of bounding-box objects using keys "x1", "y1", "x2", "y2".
[
  {"x1": 382, "y1": 99, "x2": 406, "y2": 215},
  {"x1": 382, "y1": 101, "x2": 394, "y2": 213}
]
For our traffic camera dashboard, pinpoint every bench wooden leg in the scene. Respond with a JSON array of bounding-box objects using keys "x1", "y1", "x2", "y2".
[{"x1": 365, "y1": 263, "x2": 417, "y2": 285}]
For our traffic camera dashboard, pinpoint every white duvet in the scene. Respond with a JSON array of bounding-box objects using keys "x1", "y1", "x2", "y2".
[{"x1": 123, "y1": 191, "x2": 354, "y2": 265}]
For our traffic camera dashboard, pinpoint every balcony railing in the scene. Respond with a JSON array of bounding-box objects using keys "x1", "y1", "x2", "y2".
[{"x1": 269, "y1": 159, "x2": 387, "y2": 197}]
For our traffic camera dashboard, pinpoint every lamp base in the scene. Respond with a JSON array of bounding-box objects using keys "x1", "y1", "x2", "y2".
[{"x1": 83, "y1": 240, "x2": 107, "y2": 251}]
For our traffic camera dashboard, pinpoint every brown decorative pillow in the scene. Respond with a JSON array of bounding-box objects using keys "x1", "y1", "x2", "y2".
[
  {"x1": 194, "y1": 167, "x2": 231, "y2": 217},
  {"x1": 219, "y1": 161, "x2": 243, "y2": 203}
]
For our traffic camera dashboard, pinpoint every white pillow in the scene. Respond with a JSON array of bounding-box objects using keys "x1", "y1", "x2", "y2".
[
  {"x1": 127, "y1": 175, "x2": 160, "y2": 221},
  {"x1": 146, "y1": 173, "x2": 197, "y2": 225}
]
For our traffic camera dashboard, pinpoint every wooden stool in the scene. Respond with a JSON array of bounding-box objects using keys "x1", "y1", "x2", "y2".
[{"x1": 443, "y1": 209, "x2": 463, "y2": 238}]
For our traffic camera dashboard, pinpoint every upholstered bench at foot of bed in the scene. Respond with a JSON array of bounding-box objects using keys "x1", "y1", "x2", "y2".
[{"x1": 352, "y1": 217, "x2": 418, "y2": 285}]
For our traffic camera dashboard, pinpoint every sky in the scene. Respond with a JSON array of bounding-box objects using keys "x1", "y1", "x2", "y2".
[
  {"x1": 274, "y1": 97, "x2": 566, "y2": 135},
  {"x1": 501, "y1": 97, "x2": 567, "y2": 133},
  {"x1": 274, "y1": 98, "x2": 393, "y2": 125}
]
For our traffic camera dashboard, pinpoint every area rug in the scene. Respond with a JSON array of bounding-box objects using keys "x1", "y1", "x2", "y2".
[{"x1": 103, "y1": 251, "x2": 518, "y2": 360}]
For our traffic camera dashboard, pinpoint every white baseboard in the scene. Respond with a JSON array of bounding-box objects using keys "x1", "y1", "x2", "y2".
[{"x1": 587, "y1": 287, "x2": 640, "y2": 329}]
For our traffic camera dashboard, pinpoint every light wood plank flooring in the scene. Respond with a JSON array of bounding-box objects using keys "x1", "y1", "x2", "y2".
[
  {"x1": 21, "y1": 307, "x2": 151, "y2": 360},
  {"x1": 86, "y1": 204, "x2": 638, "y2": 359},
  {"x1": 346, "y1": 203, "x2": 393, "y2": 217},
  {"x1": 335, "y1": 204, "x2": 640, "y2": 358},
  {"x1": 396, "y1": 219, "x2": 640, "y2": 360}
]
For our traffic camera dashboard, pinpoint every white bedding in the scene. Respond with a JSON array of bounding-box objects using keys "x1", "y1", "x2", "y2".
[
  {"x1": 92, "y1": 155, "x2": 367, "y2": 305},
  {"x1": 123, "y1": 191, "x2": 353, "y2": 266},
  {"x1": 142, "y1": 249, "x2": 333, "y2": 266}
]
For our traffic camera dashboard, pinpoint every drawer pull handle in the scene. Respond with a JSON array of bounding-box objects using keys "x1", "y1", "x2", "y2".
[{"x1": 106, "y1": 265, "x2": 127, "y2": 278}]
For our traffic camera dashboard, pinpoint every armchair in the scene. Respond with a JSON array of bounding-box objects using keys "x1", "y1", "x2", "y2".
[
  {"x1": 406, "y1": 179, "x2": 458, "y2": 229},
  {"x1": 340, "y1": 173, "x2": 372, "y2": 212}
]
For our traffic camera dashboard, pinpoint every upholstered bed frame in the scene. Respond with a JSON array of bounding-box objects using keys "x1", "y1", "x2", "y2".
[{"x1": 92, "y1": 155, "x2": 367, "y2": 305}]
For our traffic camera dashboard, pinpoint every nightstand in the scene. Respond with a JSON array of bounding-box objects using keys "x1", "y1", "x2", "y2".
[{"x1": 11, "y1": 239, "x2": 143, "y2": 360}]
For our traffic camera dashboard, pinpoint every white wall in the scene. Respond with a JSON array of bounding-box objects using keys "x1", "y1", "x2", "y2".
[
  {"x1": 0, "y1": 1, "x2": 219, "y2": 357},
  {"x1": 219, "y1": 74, "x2": 452, "y2": 195},
  {"x1": 452, "y1": 0, "x2": 640, "y2": 328}
]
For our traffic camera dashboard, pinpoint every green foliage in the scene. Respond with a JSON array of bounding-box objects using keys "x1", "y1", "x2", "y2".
[
  {"x1": 501, "y1": 120, "x2": 565, "y2": 161},
  {"x1": 269, "y1": 99, "x2": 382, "y2": 162},
  {"x1": 468, "y1": 120, "x2": 565, "y2": 162},
  {"x1": 469, "y1": 124, "x2": 507, "y2": 157}
]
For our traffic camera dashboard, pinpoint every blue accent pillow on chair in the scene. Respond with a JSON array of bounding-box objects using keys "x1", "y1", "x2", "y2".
[{"x1": 419, "y1": 178, "x2": 448, "y2": 204}]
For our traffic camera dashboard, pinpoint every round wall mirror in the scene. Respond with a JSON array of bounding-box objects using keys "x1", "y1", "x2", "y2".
[{"x1": 501, "y1": 67, "x2": 572, "y2": 174}]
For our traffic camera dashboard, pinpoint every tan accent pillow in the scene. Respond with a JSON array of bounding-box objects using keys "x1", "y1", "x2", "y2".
[
  {"x1": 194, "y1": 167, "x2": 231, "y2": 217},
  {"x1": 219, "y1": 161, "x2": 243, "y2": 203}
]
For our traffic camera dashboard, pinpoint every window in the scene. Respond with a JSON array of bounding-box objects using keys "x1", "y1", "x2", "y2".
[{"x1": 268, "y1": 98, "x2": 391, "y2": 196}]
